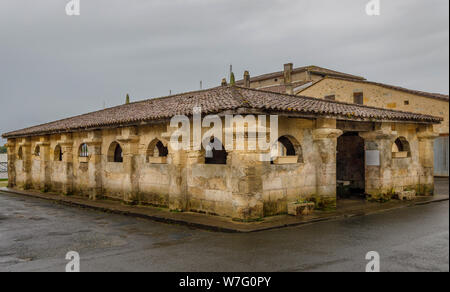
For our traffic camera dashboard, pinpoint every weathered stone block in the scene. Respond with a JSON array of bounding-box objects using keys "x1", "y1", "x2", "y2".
[{"x1": 288, "y1": 202, "x2": 315, "y2": 216}]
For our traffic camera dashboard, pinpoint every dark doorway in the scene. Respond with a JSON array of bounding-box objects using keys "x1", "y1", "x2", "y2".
[{"x1": 336, "y1": 132, "x2": 365, "y2": 199}]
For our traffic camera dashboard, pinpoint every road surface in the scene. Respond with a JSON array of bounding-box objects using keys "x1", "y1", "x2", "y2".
[{"x1": 0, "y1": 190, "x2": 448, "y2": 272}]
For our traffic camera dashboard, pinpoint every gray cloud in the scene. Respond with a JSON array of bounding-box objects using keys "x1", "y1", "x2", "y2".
[{"x1": 0, "y1": 0, "x2": 448, "y2": 144}]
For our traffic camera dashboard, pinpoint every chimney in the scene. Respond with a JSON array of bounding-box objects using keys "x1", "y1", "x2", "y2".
[
  {"x1": 221, "y1": 78, "x2": 227, "y2": 87},
  {"x1": 243, "y1": 71, "x2": 251, "y2": 88},
  {"x1": 283, "y1": 63, "x2": 293, "y2": 85},
  {"x1": 284, "y1": 63, "x2": 293, "y2": 94}
]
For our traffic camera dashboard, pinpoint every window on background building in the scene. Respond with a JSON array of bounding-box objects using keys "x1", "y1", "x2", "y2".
[
  {"x1": 325, "y1": 95, "x2": 335, "y2": 101},
  {"x1": 404, "y1": 100, "x2": 410, "y2": 105},
  {"x1": 353, "y1": 92, "x2": 364, "y2": 105}
]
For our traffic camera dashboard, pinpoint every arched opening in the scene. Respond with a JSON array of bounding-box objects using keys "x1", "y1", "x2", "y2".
[
  {"x1": 34, "y1": 145, "x2": 40, "y2": 157},
  {"x1": 54, "y1": 145, "x2": 63, "y2": 161},
  {"x1": 392, "y1": 137, "x2": 411, "y2": 158},
  {"x1": 271, "y1": 135, "x2": 303, "y2": 164},
  {"x1": 204, "y1": 137, "x2": 227, "y2": 165},
  {"x1": 337, "y1": 132, "x2": 365, "y2": 199},
  {"x1": 17, "y1": 147, "x2": 23, "y2": 160},
  {"x1": 147, "y1": 139, "x2": 168, "y2": 161},
  {"x1": 79, "y1": 143, "x2": 89, "y2": 158},
  {"x1": 108, "y1": 142, "x2": 123, "y2": 163}
]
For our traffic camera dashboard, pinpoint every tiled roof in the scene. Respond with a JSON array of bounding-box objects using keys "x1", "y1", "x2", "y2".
[
  {"x1": 300, "y1": 76, "x2": 449, "y2": 102},
  {"x1": 2, "y1": 86, "x2": 442, "y2": 139},
  {"x1": 236, "y1": 65, "x2": 366, "y2": 85}
]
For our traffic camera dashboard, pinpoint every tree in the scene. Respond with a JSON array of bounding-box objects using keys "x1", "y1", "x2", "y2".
[
  {"x1": 230, "y1": 72, "x2": 236, "y2": 86},
  {"x1": 125, "y1": 94, "x2": 130, "y2": 104},
  {"x1": 0, "y1": 145, "x2": 6, "y2": 154}
]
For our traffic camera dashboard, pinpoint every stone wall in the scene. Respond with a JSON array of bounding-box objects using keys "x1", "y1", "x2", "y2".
[
  {"x1": 300, "y1": 78, "x2": 449, "y2": 135},
  {"x1": 5, "y1": 117, "x2": 437, "y2": 220}
]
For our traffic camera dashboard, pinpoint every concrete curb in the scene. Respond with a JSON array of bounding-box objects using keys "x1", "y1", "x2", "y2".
[{"x1": 1, "y1": 187, "x2": 448, "y2": 233}]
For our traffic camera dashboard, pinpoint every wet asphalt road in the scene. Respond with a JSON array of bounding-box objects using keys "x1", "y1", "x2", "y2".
[{"x1": 0, "y1": 192, "x2": 448, "y2": 272}]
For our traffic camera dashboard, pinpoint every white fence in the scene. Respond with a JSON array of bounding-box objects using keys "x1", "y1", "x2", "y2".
[{"x1": 0, "y1": 154, "x2": 7, "y2": 179}]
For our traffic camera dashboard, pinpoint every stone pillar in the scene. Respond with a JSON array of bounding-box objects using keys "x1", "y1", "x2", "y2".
[
  {"x1": 230, "y1": 150, "x2": 264, "y2": 221},
  {"x1": 5, "y1": 139, "x2": 17, "y2": 188},
  {"x1": 84, "y1": 131, "x2": 103, "y2": 200},
  {"x1": 312, "y1": 118, "x2": 343, "y2": 209},
  {"x1": 179, "y1": 149, "x2": 203, "y2": 212},
  {"x1": 417, "y1": 125, "x2": 439, "y2": 196},
  {"x1": 117, "y1": 127, "x2": 140, "y2": 204},
  {"x1": 19, "y1": 138, "x2": 32, "y2": 190},
  {"x1": 359, "y1": 123, "x2": 397, "y2": 200},
  {"x1": 58, "y1": 134, "x2": 74, "y2": 196},
  {"x1": 161, "y1": 127, "x2": 188, "y2": 212},
  {"x1": 36, "y1": 136, "x2": 51, "y2": 192}
]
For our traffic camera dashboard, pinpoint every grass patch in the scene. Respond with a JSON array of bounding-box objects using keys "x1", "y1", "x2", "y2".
[{"x1": 0, "y1": 180, "x2": 8, "y2": 188}]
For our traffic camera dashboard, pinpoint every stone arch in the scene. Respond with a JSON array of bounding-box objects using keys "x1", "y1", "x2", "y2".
[
  {"x1": 204, "y1": 137, "x2": 228, "y2": 165},
  {"x1": 54, "y1": 145, "x2": 63, "y2": 161},
  {"x1": 17, "y1": 146, "x2": 23, "y2": 160},
  {"x1": 34, "y1": 145, "x2": 41, "y2": 157},
  {"x1": 273, "y1": 135, "x2": 303, "y2": 163},
  {"x1": 79, "y1": 143, "x2": 89, "y2": 157},
  {"x1": 392, "y1": 136, "x2": 411, "y2": 158},
  {"x1": 107, "y1": 141, "x2": 123, "y2": 163},
  {"x1": 146, "y1": 138, "x2": 168, "y2": 162}
]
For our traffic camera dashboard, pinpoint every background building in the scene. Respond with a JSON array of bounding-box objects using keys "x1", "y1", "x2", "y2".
[{"x1": 237, "y1": 63, "x2": 449, "y2": 177}]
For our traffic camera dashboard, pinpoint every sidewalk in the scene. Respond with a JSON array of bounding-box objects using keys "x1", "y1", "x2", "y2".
[{"x1": 1, "y1": 186, "x2": 448, "y2": 233}]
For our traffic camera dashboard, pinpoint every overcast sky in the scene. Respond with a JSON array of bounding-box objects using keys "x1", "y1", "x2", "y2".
[{"x1": 0, "y1": 0, "x2": 449, "y2": 144}]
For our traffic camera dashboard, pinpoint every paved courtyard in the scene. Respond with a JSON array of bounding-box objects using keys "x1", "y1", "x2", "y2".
[{"x1": 0, "y1": 179, "x2": 448, "y2": 272}]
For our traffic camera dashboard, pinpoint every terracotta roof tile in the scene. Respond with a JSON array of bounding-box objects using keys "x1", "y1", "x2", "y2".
[{"x1": 2, "y1": 86, "x2": 442, "y2": 139}]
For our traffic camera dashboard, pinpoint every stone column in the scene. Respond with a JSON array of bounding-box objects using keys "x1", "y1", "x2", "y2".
[
  {"x1": 229, "y1": 150, "x2": 265, "y2": 221},
  {"x1": 118, "y1": 127, "x2": 140, "y2": 204},
  {"x1": 5, "y1": 139, "x2": 17, "y2": 188},
  {"x1": 312, "y1": 118, "x2": 343, "y2": 209},
  {"x1": 58, "y1": 133, "x2": 74, "y2": 196},
  {"x1": 36, "y1": 136, "x2": 51, "y2": 192},
  {"x1": 359, "y1": 123, "x2": 397, "y2": 200},
  {"x1": 417, "y1": 125, "x2": 439, "y2": 196},
  {"x1": 179, "y1": 149, "x2": 203, "y2": 212},
  {"x1": 84, "y1": 131, "x2": 103, "y2": 200},
  {"x1": 161, "y1": 126, "x2": 188, "y2": 212},
  {"x1": 19, "y1": 138, "x2": 32, "y2": 190}
]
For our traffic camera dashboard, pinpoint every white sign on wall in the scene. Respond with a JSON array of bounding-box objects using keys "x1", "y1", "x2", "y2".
[{"x1": 366, "y1": 150, "x2": 380, "y2": 166}]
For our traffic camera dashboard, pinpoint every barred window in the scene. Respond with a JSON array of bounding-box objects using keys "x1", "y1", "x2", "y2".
[{"x1": 79, "y1": 143, "x2": 89, "y2": 157}]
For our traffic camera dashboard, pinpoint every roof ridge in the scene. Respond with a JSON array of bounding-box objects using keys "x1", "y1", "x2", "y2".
[
  {"x1": 235, "y1": 86, "x2": 443, "y2": 120},
  {"x1": 3, "y1": 85, "x2": 442, "y2": 139},
  {"x1": 314, "y1": 76, "x2": 449, "y2": 101},
  {"x1": 4, "y1": 86, "x2": 230, "y2": 136}
]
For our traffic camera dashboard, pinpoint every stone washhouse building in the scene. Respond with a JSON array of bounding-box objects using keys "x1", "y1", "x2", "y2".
[
  {"x1": 2, "y1": 77, "x2": 443, "y2": 221},
  {"x1": 236, "y1": 63, "x2": 450, "y2": 177}
]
